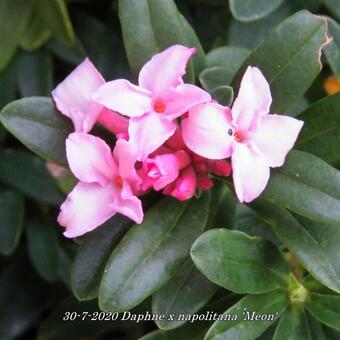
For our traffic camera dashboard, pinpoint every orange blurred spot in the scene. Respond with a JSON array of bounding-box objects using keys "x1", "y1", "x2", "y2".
[
  {"x1": 115, "y1": 176, "x2": 123, "y2": 187},
  {"x1": 324, "y1": 75, "x2": 340, "y2": 95},
  {"x1": 154, "y1": 101, "x2": 166, "y2": 113}
]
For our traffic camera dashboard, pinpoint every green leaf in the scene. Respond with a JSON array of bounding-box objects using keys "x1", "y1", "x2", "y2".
[
  {"x1": 26, "y1": 222, "x2": 60, "y2": 282},
  {"x1": 191, "y1": 229, "x2": 289, "y2": 294},
  {"x1": 250, "y1": 200, "x2": 340, "y2": 294},
  {"x1": 211, "y1": 86, "x2": 234, "y2": 107},
  {"x1": 229, "y1": 0, "x2": 284, "y2": 22},
  {"x1": 118, "y1": 0, "x2": 205, "y2": 79},
  {"x1": 71, "y1": 215, "x2": 133, "y2": 300},
  {"x1": 0, "y1": 97, "x2": 73, "y2": 167},
  {"x1": 38, "y1": 0, "x2": 75, "y2": 47},
  {"x1": 263, "y1": 150, "x2": 340, "y2": 226},
  {"x1": 205, "y1": 290, "x2": 288, "y2": 340},
  {"x1": 324, "y1": 18, "x2": 340, "y2": 78},
  {"x1": 99, "y1": 194, "x2": 210, "y2": 312},
  {"x1": 47, "y1": 38, "x2": 85, "y2": 65},
  {"x1": 296, "y1": 93, "x2": 340, "y2": 165},
  {"x1": 273, "y1": 305, "x2": 311, "y2": 340},
  {"x1": 152, "y1": 259, "x2": 218, "y2": 330},
  {"x1": 0, "y1": 190, "x2": 24, "y2": 256},
  {"x1": 0, "y1": 0, "x2": 34, "y2": 71},
  {"x1": 0, "y1": 149, "x2": 63, "y2": 205},
  {"x1": 0, "y1": 57, "x2": 18, "y2": 110},
  {"x1": 18, "y1": 50, "x2": 53, "y2": 97},
  {"x1": 323, "y1": 0, "x2": 340, "y2": 21},
  {"x1": 236, "y1": 10, "x2": 329, "y2": 113},
  {"x1": 206, "y1": 46, "x2": 250, "y2": 70},
  {"x1": 307, "y1": 312, "x2": 327, "y2": 340},
  {"x1": 306, "y1": 293, "x2": 340, "y2": 331},
  {"x1": 199, "y1": 67, "x2": 233, "y2": 91}
]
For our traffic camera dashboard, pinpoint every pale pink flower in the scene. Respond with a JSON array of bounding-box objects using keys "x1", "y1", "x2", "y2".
[
  {"x1": 182, "y1": 66, "x2": 304, "y2": 203},
  {"x1": 58, "y1": 133, "x2": 143, "y2": 238},
  {"x1": 52, "y1": 58, "x2": 128, "y2": 136},
  {"x1": 92, "y1": 45, "x2": 211, "y2": 160}
]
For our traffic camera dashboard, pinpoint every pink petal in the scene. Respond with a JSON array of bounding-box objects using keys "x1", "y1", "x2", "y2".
[
  {"x1": 58, "y1": 182, "x2": 117, "y2": 238},
  {"x1": 163, "y1": 84, "x2": 212, "y2": 120},
  {"x1": 128, "y1": 112, "x2": 177, "y2": 161},
  {"x1": 232, "y1": 143, "x2": 270, "y2": 203},
  {"x1": 182, "y1": 103, "x2": 233, "y2": 159},
  {"x1": 165, "y1": 126, "x2": 187, "y2": 150},
  {"x1": 52, "y1": 58, "x2": 105, "y2": 132},
  {"x1": 66, "y1": 133, "x2": 117, "y2": 185},
  {"x1": 138, "y1": 45, "x2": 195, "y2": 97},
  {"x1": 232, "y1": 66, "x2": 272, "y2": 131},
  {"x1": 253, "y1": 114, "x2": 304, "y2": 167},
  {"x1": 92, "y1": 79, "x2": 152, "y2": 117},
  {"x1": 111, "y1": 181, "x2": 143, "y2": 224},
  {"x1": 97, "y1": 108, "x2": 129, "y2": 137}
]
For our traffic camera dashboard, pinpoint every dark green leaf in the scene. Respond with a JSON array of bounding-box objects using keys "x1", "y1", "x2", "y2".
[
  {"x1": 26, "y1": 222, "x2": 60, "y2": 282},
  {"x1": 211, "y1": 86, "x2": 234, "y2": 107},
  {"x1": 307, "y1": 312, "x2": 327, "y2": 340},
  {"x1": 0, "y1": 57, "x2": 18, "y2": 110},
  {"x1": 0, "y1": 149, "x2": 63, "y2": 205},
  {"x1": 118, "y1": 0, "x2": 205, "y2": 79},
  {"x1": 306, "y1": 293, "x2": 340, "y2": 331},
  {"x1": 229, "y1": 0, "x2": 284, "y2": 22},
  {"x1": 263, "y1": 150, "x2": 340, "y2": 226},
  {"x1": 323, "y1": 0, "x2": 340, "y2": 21},
  {"x1": 205, "y1": 290, "x2": 288, "y2": 340},
  {"x1": 199, "y1": 67, "x2": 233, "y2": 91},
  {"x1": 72, "y1": 215, "x2": 133, "y2": 300},
  {"x1": 0, "y1": 190, "x2": 24, "y2": 256},
  {"x1": 324, "y1": 18, "x2": 340, "y2": 78},
  {"x1": 18, "y1": 50, "x2": 53, "y2": 97},
  {"x1": 0, "y1": 97, "x2": 73, "y2": 166},
  {"x1": 296, "y1": 93, "x2": 340, "y2": 164},
  {"x1": 0, "y1": 0, "x2": 34, "y2": 71},
  {"x1": 273, "y1": 305, "x2": 311, "y2": 340},
  {"x1": 99, "y1": 194, "x2": 210, "y2": 312},
  {"x1": 152, "y1": 259, "x2": 218, "y2": 330},
  {"x1": 236, "y1": 10, "x2": 329, "y2": 113},
  {"x1": 191, "y1": 229, "x2": 289, "y2": 294},
  {"x1": 47, "y1": 38, "x2": 85, "y2": 65},
  {"x1": 206, "y1": 46, "x2": 250, "y2": 70},
  {"x1": 38, "y1": 0, "x2": 75, "y2": 47},
  {"x1": 250, "y1": 200, "x2": 340, "y2": 293}
]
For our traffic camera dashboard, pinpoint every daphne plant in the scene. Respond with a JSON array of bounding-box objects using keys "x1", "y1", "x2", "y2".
[{"x1": 1, "y1": 0, "x2": 340, "y2": 339}]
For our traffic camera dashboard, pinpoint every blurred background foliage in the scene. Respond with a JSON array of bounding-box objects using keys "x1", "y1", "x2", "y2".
[{"x1": 0, "y1": 0, "x2": 340, "y2": 339}]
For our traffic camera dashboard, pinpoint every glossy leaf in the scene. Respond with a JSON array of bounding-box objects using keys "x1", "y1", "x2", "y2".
[
  {"x1": 0, "y1": 190, "x2": 24, "y2": 256},
  {"x1": 0, "y1": 97, "x2": 73, "y2": 166},
  {"x1": 118, "y1": 0, "x2": 205, "y2": 79},
  {"x1": 296, "y1": 93, "x2": 340, "y2": 164},
  {"x1": 251, "y1": 199, "x2": 340, "y2": 293},
  {"x1": 191, "y1": 229, "x2": 289, "y2": 294},
  {"x1": 211, "y1": 86, "x2": 234, "y2": 107},
  {"x1": 205, "y1": 290, "x2": 288, "y2": 340},
  {"x1": 229, "y1": 0, "x2": 284, "y2": 22},
  {"x1": 273, "y1": 305, "x2": 311, "y2": 340},
  {"x1": 0, "y1": 57, "x2": 18, "y2": 110},
  {"x1": 152, "y1": 259, "x2": 218, "y2": 330},
  {"x1": 324, "y1": 17, "x2": 340, "y2": 78},
  {"x1": 72, "y1": 215, "x2": 133, "y2": 300},
  {"x1": 0, "y1": 149, "x2": 63, "y2": 205},
  {"x1": 26, "y1": 222, "x2": 60, "y2": 282},
  {"x1": 38, "y1": 0, "x2": 75, "y2": 47},
  {"x1": 99, "y1": 194, "x2": 210, "y2": 312},
  {"x1": 18, "y1": 50, "x2": 53, "y2": 97},
  {"x1": 199, "y1": 67, "x2": 233, "y2": 91},
  {"x1": 323, "y1": 0, "x2": 340, "y2": 21},
  {"x1": 306, "y1": 293, "x2": 340, "y2": 331},
  {"x1": 0, "y1": 0, "x2": 34, "y2": 71},
  {"x1": 263, "y1": 150, "x2": 340, "y2": 226},
  {"x1": 237, "y1": 10, "x2": 329, "y2": 113}
]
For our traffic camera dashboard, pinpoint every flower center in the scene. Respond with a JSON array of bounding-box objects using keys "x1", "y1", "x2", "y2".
[
  {"x1": 115, "y1": 176, "x2": 123, "y2": 187},
  {"x1": 234, "y1": 131, "x2": 246, "y2": 143},
  {"x1": 154, "y1": 101, "x2": 166, "y2": 113}
]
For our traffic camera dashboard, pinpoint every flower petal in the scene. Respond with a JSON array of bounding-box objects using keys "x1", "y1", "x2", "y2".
[
  {"x1": 163, "y1": 84, "x2": 211, "y2": 120},
  {"x1": 92, "y1": 79, "x2": 152, "y2": 117},
  {"x1": 232, "y1": 143, "x2": 270, "y2": 203},
  {"x1": 232, "y1": 66, "x2": 272, "y2": 131},
  {"x1": 128, "y1": 112, "x2": 177, "y2": 161},
  {"x1": 52, "y1": 58, "x2": 104, "y2": 132},
  {"x1": 58, "y1": 182, "x2": 117, "y2": 238},
  {"x1": 182, "y1": 102, "x2": 233, "y2": 159},
  {"x1": 66, "y1": 133, "x2": 117, "y2": 185},
  {"x1": 139, "y1": 45, "x2": 195, "y2": 97},
  {"x1": 97, "y1": 108, "x2": 129, "y2": 137},
  {"x1": 253, "y1": 114, "x2": 304, "y2": 167}
]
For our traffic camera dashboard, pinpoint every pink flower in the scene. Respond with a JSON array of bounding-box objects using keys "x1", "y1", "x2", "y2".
[
  {"x1": 182, "y1": 66, "x2": 304, "y2": 203},
  {"x1": 92, "y1": 45, "x2": 211, "y2": 160},
  {"x1": 52, "y1": 58, "x2": 128, "y2": 136},
  {"x1": 57, "y1": 133, "x2": 143, "y2": 238}
]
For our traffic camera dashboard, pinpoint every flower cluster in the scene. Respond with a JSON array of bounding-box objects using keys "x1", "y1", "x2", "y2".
[{"x1": 52, "y1": 45, "x2": 303, "y2": 238}]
